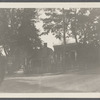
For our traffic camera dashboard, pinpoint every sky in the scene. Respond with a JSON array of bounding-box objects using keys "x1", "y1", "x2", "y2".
[
  {"x1": 35, "y1": 10, "x2": 75, "y2": 50},
  {"x1": 36, "y1": 21, "x2": 75, "y2": 50},
  {"x1": 40, "y1": 34, "x2": 75, "y2": 50}
]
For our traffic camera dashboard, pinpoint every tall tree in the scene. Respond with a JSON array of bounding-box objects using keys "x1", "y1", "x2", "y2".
[
  {"x1": 0, "y1": 8, "x2": 42, "y2": 55},
  {"x1": 42, "y1": 8, "x2": 100, "y2": 46},
  {"x1": 0, "y1": 8, "x2": 42, "y2": 74},
  {"x1": 18, "y1": 8, "x2": 42, "y2": 53}
]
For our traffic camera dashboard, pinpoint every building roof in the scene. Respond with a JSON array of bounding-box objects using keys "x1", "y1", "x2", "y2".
[{"x1": 53, "y1": 43, "x2": 77, "y2": 52}]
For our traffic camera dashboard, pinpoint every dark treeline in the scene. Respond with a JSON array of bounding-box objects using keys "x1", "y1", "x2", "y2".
[{"x1": 0, "y1": 8, "x2": 100, "y2": 78}]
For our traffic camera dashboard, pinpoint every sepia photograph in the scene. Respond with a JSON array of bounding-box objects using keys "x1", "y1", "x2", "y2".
[{"x1": 0, "y1": 3, "x2": 100, "y2": 97}]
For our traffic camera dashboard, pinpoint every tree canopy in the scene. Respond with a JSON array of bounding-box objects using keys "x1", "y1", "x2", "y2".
[
  {"x1": 0, "y1": 8, "x2": 42, "y2": 56},
  {"x1": 42, "y1": 8, "x2": 100, "y2": 46}
]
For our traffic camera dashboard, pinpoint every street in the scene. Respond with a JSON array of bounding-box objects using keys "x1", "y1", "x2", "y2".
[{"x1": 0, "y1": 67, "x2": 100, "y2": 93}]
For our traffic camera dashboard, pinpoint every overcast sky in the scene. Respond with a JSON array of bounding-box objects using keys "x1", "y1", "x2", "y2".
[{"x1": 35, "y1": 10, "x2": 75, "y2": 50}]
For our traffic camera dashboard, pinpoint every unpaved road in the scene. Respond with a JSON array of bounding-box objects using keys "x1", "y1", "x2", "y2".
[{"x1": 0, "y1": 67, "x2": 100, "y2": 93}]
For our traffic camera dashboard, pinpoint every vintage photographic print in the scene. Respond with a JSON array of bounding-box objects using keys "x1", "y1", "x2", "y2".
[{"x1": 0, "y1": 2, "x2": 100, "y2": 97}]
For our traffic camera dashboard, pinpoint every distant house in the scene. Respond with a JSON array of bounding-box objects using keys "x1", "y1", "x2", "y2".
[
  {"x1": 53, "y1": 43, "x2": 100, "y2": 68},
  {"x1": 53, "y1": 43, "x2": 77, "y2": 67},
  {"x1": 53, "y1": 43, "x2": 77, "y2": 53}
]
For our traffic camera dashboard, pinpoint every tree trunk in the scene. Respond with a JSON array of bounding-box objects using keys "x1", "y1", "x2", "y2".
[
  {"x1": 62, "y1": 8, "x2": 66, "y2": 45},
  {"x1": 62, "y1": 8, "x2": 66, "y2": 70},
  {"x1": 83, "y1": 32, "x2": 87, "y2": 45},
  {"x1": 74, "y1": 34, "x2": 78, "y2": 44}
]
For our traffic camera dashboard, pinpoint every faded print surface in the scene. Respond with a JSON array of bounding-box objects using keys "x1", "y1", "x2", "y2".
[{"x1": 0, "y1": 7, "x2": 100, "y2": 93}]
